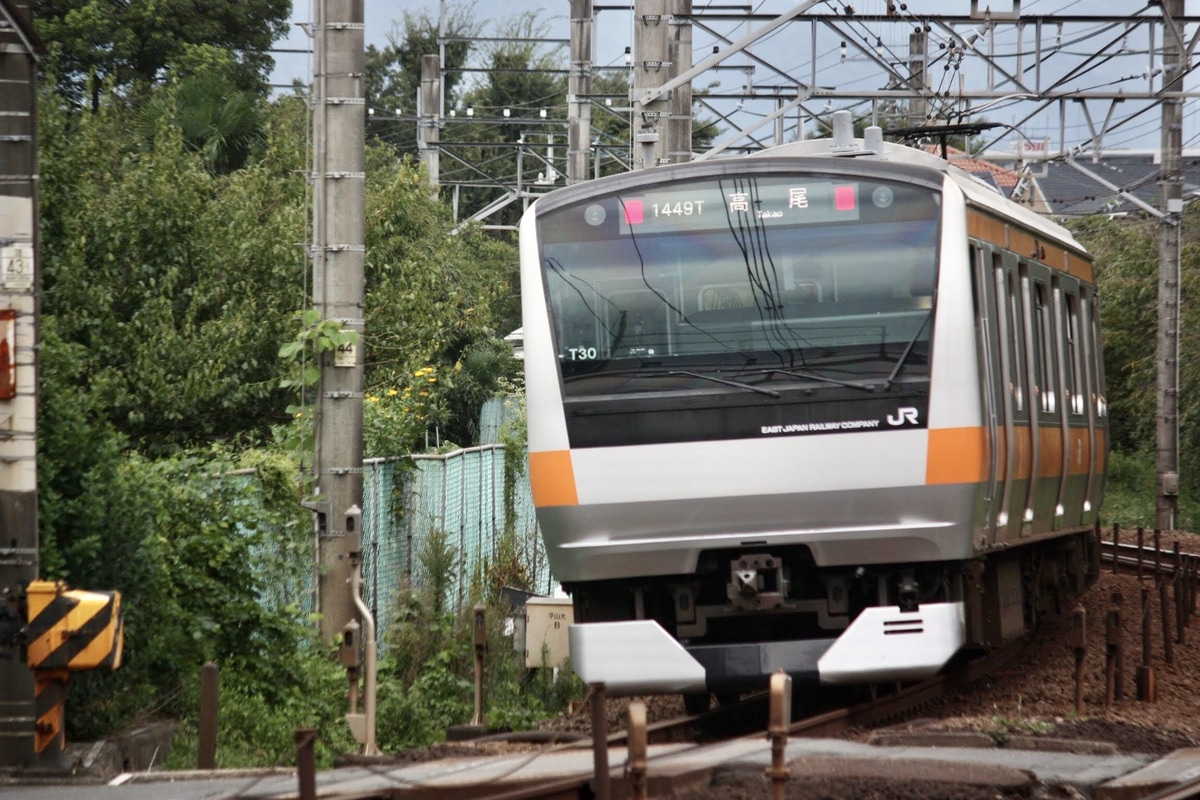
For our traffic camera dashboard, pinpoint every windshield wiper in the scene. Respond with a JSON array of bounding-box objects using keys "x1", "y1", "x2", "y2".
[
  {"x1": 752, "y1": 368, "x2": 877, "y2": 393},
  {"x1": 668, "y1": 370, "x2": 781, "y2": 398},
  {"x1": 884, "y1": 312, "x2": 932, "y2": 390}
]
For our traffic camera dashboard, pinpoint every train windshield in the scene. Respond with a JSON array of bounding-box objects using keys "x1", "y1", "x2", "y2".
[{"x1": 537, "y1": 173, "x2": 941, "y2": 395}]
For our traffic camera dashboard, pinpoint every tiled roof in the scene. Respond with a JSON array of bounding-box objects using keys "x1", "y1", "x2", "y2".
[
  {"x1": 976, "y1": 152, "x2": 1200, "y2": 216},
  {"x1": 921, "y1": 145, "x2": 1023, "y2": 193}
]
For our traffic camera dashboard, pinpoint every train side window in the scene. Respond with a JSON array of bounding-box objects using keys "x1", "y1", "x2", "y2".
[
  {"x1": 1034, "y1": 281, "x2": 1056, "y2": 414},
  {"x1": 1005, "y1": 266, "x2": 1025, "y2": 412},
  {"x1": 1083, "y1": 293, "x2": 1107, "y2": 419},
  {"x1": 1063, "y1": 292, "x2": 1084, "y2": 416}
]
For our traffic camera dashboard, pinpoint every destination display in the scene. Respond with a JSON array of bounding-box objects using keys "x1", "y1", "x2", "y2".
[
  {"x1": 539, "y1": 172, "x2": 936, "y2": 246},
  {"x1": 605, "y1": 178, "x2": 871, "y2": 235}
]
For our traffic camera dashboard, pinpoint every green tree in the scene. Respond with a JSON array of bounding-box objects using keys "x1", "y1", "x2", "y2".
[
  {"x1": 38, "y1": 91, "x2": 308, "y2": 452},
  {"x1": 366, "y1": 7, "x2": 478, "y2": 152},
  {"x1": 1070, "y1": 207, "x2": 1200, "y2": 499},
  {"x1": 137, "y1": 49, "x2": 268, "y2": 174},
  {"x1": 34, "y1": 0, "x2": 290, "y2": 108},
  {"x1": 442, "y1": 13, "x2": 568, "y2": 224},
  {"x1": 359, "y1": 146, "x2": 519, "y2": 452}
]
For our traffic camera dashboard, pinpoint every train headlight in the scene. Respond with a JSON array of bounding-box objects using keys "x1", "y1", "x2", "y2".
[
  {"x1": 871, "y1": 186, "x2": 894, "y2": 208},
  {"x1": 584, "y1": 204, "x2": 607, "y2": 226}
]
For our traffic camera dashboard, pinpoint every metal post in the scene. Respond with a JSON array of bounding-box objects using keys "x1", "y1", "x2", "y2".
[
  {"x1": 1137, "y1": 526, "x2": 1145, "y2": 581},
  {"x1": 0, "y1": 0, "x2": 39, "y2": 768},
  {"x1": 1174, "y1": 542, "x2": 1185, "y2": 644},
  {"x1": 766, "y1": 671, "x2": 792, "y2": 800},
  {"x1": 198, "y1": 662, "x2": 219, "y2": 769},
  {"x1": 1112, "y1": 523, "x2": 1120, "y2": 574},
  {"x1": 312, "y1": 0, "x2": 367, "y2": 643},
  {"x1": 590, "y1": 684, "x2": 610, "y2": 800},
  {"x1": 1156, "y1": 0, "x2": 1184, "y2": 531},
  {"x1": 419, "y1": 54, "x2": 441, "y2": 195},
  {"x1": 1160, "y1": 576, "x2": 1174, "y2": 666},
  {"x1": 628, "y1": 700, "x2": 648, "y2": 800},
  {"x1": 1137, "y1": 587, "x2": 1156, "y2": 702},
  {"x1": 295, "y1": 728, "x2": 317, "y2": 800},
  {"x1": 1069, "y1": 606, "x2": 1086, "y2": 716},
  {"x1": 471, "y1": 604, "x2": 486, "y2": 727},
  {"x1": 1105, "y1": 593, "x2": 1123, "y2": 705},
  {"x1": 568, "y1": 0, "x2": 593, "y2": 183}
]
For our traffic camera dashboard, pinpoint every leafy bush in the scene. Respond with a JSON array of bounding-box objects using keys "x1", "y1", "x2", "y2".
[
  {"x1": 46, "y1": 447, "x2": 313, "y2": 740},
  {"x1": 168, "y1": 645, "x2": 357, "y2": 770}
]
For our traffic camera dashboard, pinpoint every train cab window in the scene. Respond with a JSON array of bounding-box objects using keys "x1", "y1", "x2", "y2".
[{"x1": 537, "y1": 171, "x2": 942, "y2": 395}]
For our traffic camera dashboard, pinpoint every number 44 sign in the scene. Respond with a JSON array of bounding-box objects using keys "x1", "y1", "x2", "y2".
[{"x1": 334, "y1": 340, "x2": 357, "y2": 368}]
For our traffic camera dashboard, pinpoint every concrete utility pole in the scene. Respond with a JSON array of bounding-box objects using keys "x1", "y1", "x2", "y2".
[
  {"x1": 665, "y1": 0, "x2": 693, "y2": 163},
  {"x1": 907, "y1": 29, "x2": 928, "y2": 128},
  {"x1": 0, "y1": 0, "x2": 38, "y2": 768},
  {"x1": 310, "y1": 0, "x2": 367, "y2": 642},
  {"x1": 568, "y1": 0, "x2": 593, "y2": 183},
  {"x1": 632, "y1": 0, "x2": 671, "y2": 168},
  {"x1": 1156, "y1": 0, "x2": 1185, "y2": 531},
  {"x1": 418, "y1": 54, "x2": 441, "y2": 194}
]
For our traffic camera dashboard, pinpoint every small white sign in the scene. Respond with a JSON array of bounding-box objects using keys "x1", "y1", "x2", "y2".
[
  {"x1": 0, "y1": 243, "x2": 33, "y2": 291},
  {"x1": 334, "y1": 341, "x2": 357, "y2": 367}
]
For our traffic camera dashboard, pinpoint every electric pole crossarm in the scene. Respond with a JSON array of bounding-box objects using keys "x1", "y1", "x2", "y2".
[
  {"x1": 634, "y1": 0, "x2": 823, "y2": 107},
  {"x1": 688, "y1": 17, "x2": 807, "y2": 88},
  {"x1": 820, "y1": 19, "x2": 924, "y2": 92},
  {"x1": 694, "y1": 91, "x2": 813, "y2": 160},
  {"x1": 928, "y1": 21, "x2": 1032, "y2": 94},
  {"x1": 693, "y1": 96, "x2": 772, "y2": 151}
]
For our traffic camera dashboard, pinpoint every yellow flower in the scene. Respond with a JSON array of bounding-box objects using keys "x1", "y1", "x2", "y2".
[
  {"x1": 427, "y1": 377, "x2": 438, "y2": 383},
  {"x1": 387, "y1": 388, "x2": 398, "y2": 396},
  {"x1": 419, "y1": 391, "x2": 429, "y2": 397}
]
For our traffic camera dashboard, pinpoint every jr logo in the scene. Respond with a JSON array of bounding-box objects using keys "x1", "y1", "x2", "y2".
[{"x1": 887, "y1": 407, "x2": 920, "y2": 426}]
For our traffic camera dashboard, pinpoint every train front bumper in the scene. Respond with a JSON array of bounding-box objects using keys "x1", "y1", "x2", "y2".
[{"x1": 568, "y1": 601, "x2": 965, "y2": 695}]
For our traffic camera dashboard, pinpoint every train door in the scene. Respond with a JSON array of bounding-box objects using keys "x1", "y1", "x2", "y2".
[
  {"x1": 1016, "y1": 262, "x2": 1041, "y2": 537},
  {"x1": 1024, "y1": 263, "x2": 1064, "y2": 534},
  {"x1": 976, "y1": 244, "x2": 1010, "y2": 545},
  {"x1": 1079, "y1": 288, "x2": 1105, "y2": 520},
  {"x1": 1054, "y1": 279, "x2": 1087, "y2": 527},
  {"x1": 996, "y1": 253, "x2": 1030, "y2": 540}
]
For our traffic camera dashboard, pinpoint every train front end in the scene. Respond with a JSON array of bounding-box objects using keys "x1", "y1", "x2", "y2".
[{"x1": 520, "y1": 154, "x2": 992, "y2": 696}]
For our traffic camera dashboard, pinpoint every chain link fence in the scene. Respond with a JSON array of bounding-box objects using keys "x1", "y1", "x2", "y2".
[{"x1": 360, "y1": 444, "x2": 550, "y2": 645}]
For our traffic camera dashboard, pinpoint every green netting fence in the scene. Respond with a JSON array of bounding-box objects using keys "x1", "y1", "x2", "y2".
[{"x1": 360, "y1": 444, "x2": 551, "y2": 646}]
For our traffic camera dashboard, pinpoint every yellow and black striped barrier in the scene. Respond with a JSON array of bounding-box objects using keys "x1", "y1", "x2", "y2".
[
  {"x1": 25, "y1": 580, "x2": 123, "y2": 671},
  {"x1": 23, "y1": 581, "x2": 123, "y2": 756}
]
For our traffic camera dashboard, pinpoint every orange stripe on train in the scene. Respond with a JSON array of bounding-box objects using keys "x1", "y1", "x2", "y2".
[
  {"x1": 925, "y1": 427, "x2": 989, "y2": 485},
  {"x1": 529, "y1": 450, "x2": 579, "y2": 507},
  {"x1": 927, "y1": 425, "x2": 1104, "y2": 485}
]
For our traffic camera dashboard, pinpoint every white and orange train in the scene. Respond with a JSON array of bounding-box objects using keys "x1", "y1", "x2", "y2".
[{"x1": 518, "y1": 113, "x2": 1107, "y2": 704}]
